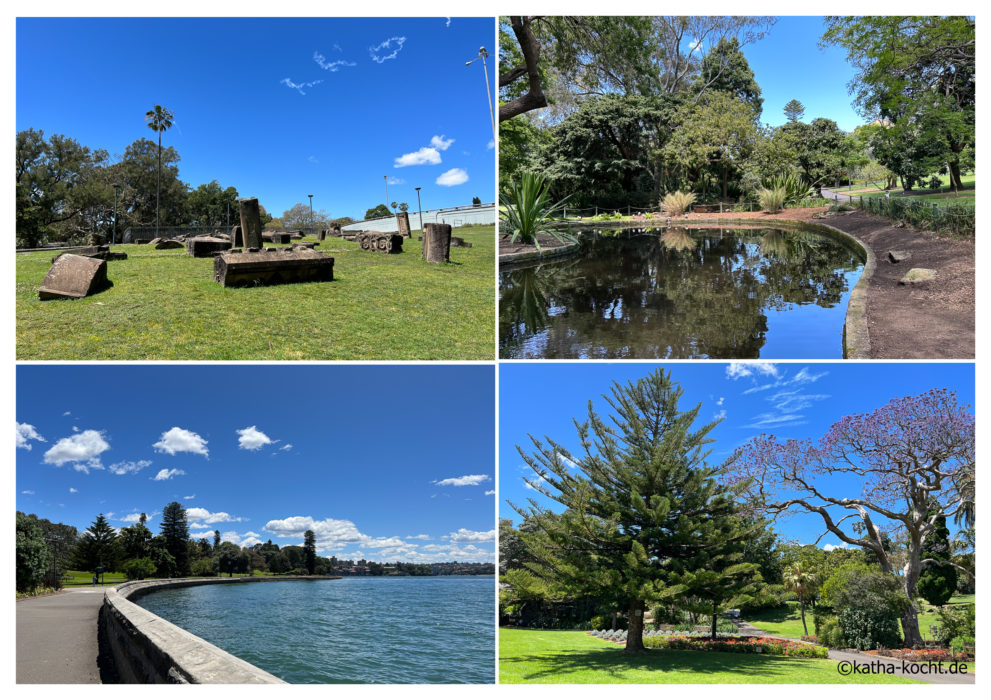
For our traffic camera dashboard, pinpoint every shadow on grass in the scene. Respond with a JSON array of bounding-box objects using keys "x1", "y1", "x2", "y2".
[
  {"x1": 746, "y1": 604, "x2": 797, "y2": 625},
  {"x1": 504, "y1": 643, "x2": 825, "y2": 682}
]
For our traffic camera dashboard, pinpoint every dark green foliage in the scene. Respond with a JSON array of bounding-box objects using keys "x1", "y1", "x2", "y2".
[
  {"x1": 118, "y1": 517, "x2": 152, "y2": 561},
  {"x1": 187, "y1": 180, "x2": 239, "y2": 227},
  {"x1": 303, "y1": 530, "x2": 317, "y2": 575},
  {"x1": 72, "y1": 513, "x2": 121, "y2": 573},
  {"x1": 364, "y1": 204, "x2": 391, "y2": 219},
  {"x1": 691, "y1": 37, "x2": 763, "y2": 115},
  {"x1": 917, "y1": 512, "x2": 958, "y2": 607},
  {"x1": 509, "y1": 369, "x2": 760, "y2": 650},
  {"x1": 213, "y1": 542, "x2": 246, "y2": 577},
  {"x1": 16, "y1": 512, "x2": 50, "y2": 592},
  {"x1": 837, "y1": 607, "x2": 902, "y2": 651},
  {"x1": 191, "y1": 556, "x2": 216, "y2": 577},
  {"x1": 148, "y1": 535, "x2": 177, "y2": 577},
  {"x1": 159, "y1": 502, "x2": 190, "y2": 576},
  {"x1": 783, "y1": 99, "x2": 805, "y2": 123},
  {"x1": 936, "y1": 604, "x2": 975, "y2": 644},
  {"x1": 122, "y1": 557, "x2": 157, "y2": 580}
]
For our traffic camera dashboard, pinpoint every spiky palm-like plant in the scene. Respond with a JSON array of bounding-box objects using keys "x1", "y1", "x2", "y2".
[
  {"x1": 145, "y1": 105, "x2": 175, "y2": 236},
  {"x1": 783, "y1": 563, "x2": 819, "y2": 637},
  {"x1": 660, "y1": 190, "x2": 696, "y2": 216},
  {"x1": 500, "y1": 172, "x2": 575, "y2": 251}
]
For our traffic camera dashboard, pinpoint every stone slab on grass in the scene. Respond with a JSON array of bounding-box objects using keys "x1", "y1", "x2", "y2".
[
  {"x1": 899, "y1": 268, "x2": 937, "y2": 285},
  {"x1": 39, "y1": 253, "x2": 111, "y2": 300},
  {"x1": 213, "y1": 248, "x2": 335, "y2": 288}
]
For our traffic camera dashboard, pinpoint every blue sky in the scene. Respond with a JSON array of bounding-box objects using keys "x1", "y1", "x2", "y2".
[
  {"x1": 16, "y1": 17, "x2": 496, "y2": 221},
  {"x1": 500, "y1": 362, "x2": 975, "y2": 549},
  {"x1": 17, "y1": 365, "x2": 495, "y2": 564},
  {"x1": 742, "y1": 16, "x2": 863, "y2": 131}
]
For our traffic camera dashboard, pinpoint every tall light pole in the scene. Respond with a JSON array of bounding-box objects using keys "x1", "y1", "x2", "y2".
[
  {"x1": 308, "y1": 194, "x2": 314, "y2": 236},
  {"x1": 415, "y1": 187, "x2": 423, "y2": 233},
  {"x1": 467, "y1": 47, "x2": 496, "y2": 140},
  {"x1": 112, "y1": 184, "x2": 121, "y2": 245},
  {"x1": 383, "y1": 176, "x2": 390, "y2": 215}
]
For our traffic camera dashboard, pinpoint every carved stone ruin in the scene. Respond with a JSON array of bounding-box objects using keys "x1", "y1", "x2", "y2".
[
  {"x1": 231, "y1": 225, "x2": 244, "y2": 247},
  {"x1": 315, "y1": 229, "x2": 327, "y2": 241},
  {"x1": 153, "y1": 238, "x2": 184, "y2": 250},
  {"x1": 186, "y1": 236, "x2": 231, "y2": 257},
  {"x1": 38, "y1": 253, "x2": 111, "y2": 300},
  {"x1": 450, "y1": 236, "x2": 472, "y2": 249},
  {"x1": 50, "y1": 245, "x2": 127, "y2": 263},
  {"x1": 212, "y1": 197, "x2": 335, "y2": 288},
  {"x1": 239, "y1": 198, "x2": 263, "y2": 249},
  {"x1": 421, "y1": 223, "x2": 452, "y2": 263},
  {"x1": 330, "y1": 225, "x2": 342, "y2": 237},
  {"x1": 263, "y1": 232, "x2": 291, "y2": 244},
  {"x1": 396, "y1": 211, "x2": 411, "y2": 238},
  {"x1": 357, "y1": 232, "x2": 403, "y2": 254},
  {"x1": 214, "y1": 248, "x2": 334, "y2": 287}
]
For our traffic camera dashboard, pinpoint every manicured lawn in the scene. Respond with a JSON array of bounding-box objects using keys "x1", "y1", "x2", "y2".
[
  {"x1": 915, "y1": 593, "x2": 975, "y2": 639},
  {"x1": 499, "y1": 628, "x2": 918, "y2": 684},
  {"x1": 745, "y1": 601, "x2": 809, "y2": 639},
  {"x1": 838, "y1": 174, "x2": 975, "y2": 204},
  {"x1": 62, "y1": 569, "x2": 128, "y2": 586},
  {"x1": 16, "y1": 227, "x2": 494, "y2": 360}
]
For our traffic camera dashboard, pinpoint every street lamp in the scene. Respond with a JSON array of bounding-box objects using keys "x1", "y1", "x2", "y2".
[
  {"x1": 466, "y1": 47, "x2": 496, "y2": 140},
  {"x1": 308, "y1": 194, "x2": 314, "y2": 236},
  {"x1": 383, "y1": 176, "x2": 390, "y2": 215},
  {"x1": 414, "y1": 187, "x2": 423, "y2": 233},
  {"x1": 112, "y1": 184, "x2": 122, "y2": 245}
]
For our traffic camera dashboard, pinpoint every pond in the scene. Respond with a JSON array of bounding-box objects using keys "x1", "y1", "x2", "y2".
[
  {"x1": 136, "y1": 576, "x2": 495, "y2": 684},
  {"x1": 499, "y1": 225, "x2": 865, "y2": 359}
]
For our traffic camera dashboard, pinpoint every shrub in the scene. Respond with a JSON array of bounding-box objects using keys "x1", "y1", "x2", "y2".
[
  {"x1": 817, "y1": 617, "x2": 844, "y2": 648},
  {"x1": 642, "y1": 635, "x2": 828, "y2": 658},
  {"x1": 949, "y1": 636, "x2": 975, "y2": 656},
  {"x1": 763, "y1": 173, "x2": 815, "y2": 204},
  {"x1": 660, "y1": 191, "x2": 696, "y2": 216},
  {"x1": 838, "y1": 607, "x2": 902, "y2": 650},
  {"x1": 500, "y1": 171, "x2": 576, "y2": 251},
  {"x1": 927, "y1": 176, "x2": 943, "y2": 190},
  {"x1": 122, "y1": 557, "x2": 158, "y2": 581},
  {"x1": 936, "y1": 604, "x2": 975, "y2": 643},
  {"x1": 757, "y1": 187, "x2": 787, "y2": 213}
]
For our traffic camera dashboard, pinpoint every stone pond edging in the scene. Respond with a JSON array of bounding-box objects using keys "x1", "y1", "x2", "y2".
[
  {"x1": 100, "y1": 575, "x2": 339, "y2": 683},
  {"x1": 498, "y1": 239, "x2": 581, "y2": 265}
]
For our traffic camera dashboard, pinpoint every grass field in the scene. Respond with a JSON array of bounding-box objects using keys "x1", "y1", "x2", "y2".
[
  {"x1": 837, "y1": 173, "x2": 975, "y2": 204},
  {"x1": 747, "y1": 594, "x2": 975, "y2": 643},
  {"x1": 16, "y1": 227, "x2": 494, "y2": 360},
  {"x1": 499, "y1": 628, "x2": 918, "y2": 684}
]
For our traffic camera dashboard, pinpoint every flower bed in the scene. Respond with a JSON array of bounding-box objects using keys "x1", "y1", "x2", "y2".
[
  {"x1": 640, "y1": 634, "x2": 829, "y2": 659},
  {"x1": 865, "y1": 648, "x2": 973, "y2": 663}
]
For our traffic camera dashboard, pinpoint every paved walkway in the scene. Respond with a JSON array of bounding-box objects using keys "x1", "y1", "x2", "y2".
[
  {"x1": 821, "y1": 186, "x2": 857, "y2": 202},
  {"x1": 738, "y1": 618, "x2": 974, "y2": 684},
  {"x1": 17, "y1": 587, "x2": 107, "y2": 683}
]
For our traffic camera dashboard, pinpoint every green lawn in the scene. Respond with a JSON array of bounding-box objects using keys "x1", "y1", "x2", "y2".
[
  {"x1": 838, "y1": 173, "x2": 975, "y2": 204},
  {"x1": 62, "y1": 569, "x2": 128, "y2": 586},
  {"x1": 16, "y1": 227, "x2": 494, "y2": 360},
  {"x1": 499, "y1": 628, "x2": 918, "y2": 684}
]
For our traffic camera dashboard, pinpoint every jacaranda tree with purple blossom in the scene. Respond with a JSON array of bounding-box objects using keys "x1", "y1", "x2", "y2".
[{"x1": 728, "y1": 388, "x2": 974, "y2": 647}]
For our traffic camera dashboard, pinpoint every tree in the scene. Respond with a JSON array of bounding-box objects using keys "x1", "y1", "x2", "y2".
[
  {"x1": 783, "y1": 99, "x2": 805, "y2": 123},
  {"x1": 16, "y1": 512, "x2": 49, "y2": 592},
  {"x1": 72, "y1": 513, "x2": 120, "y2": 573},
  {"x1": 213, "y1": 530, "x2": 221, "y2": 550},
  {"x1": 118, "y1": 516, "x2": 153, "y2": 561},
  {"x1": 779, "y1": 118, "x2": 854, "y2": 193},
  {"x1": 471, "y1": 197, "x2": 481, "y2": 206},
  {"x1": 160, "y1": 501, "x2": 191, "y2": 577},
  {"x1": 113, "y1": 138, "x2": 187, "y2": 229},
  {"x1": 187, "y1": 181, "x2": 239, "y2": 227},
  {"x1": 145, "y1": 105, "x2": 175, "y2": 235},
  {"x1": 821, "y1": 17, "x2": 974, "y2": 189},
  {"x1": 122, "y1": 557, "x2": 157, "y2": 580},
  {"x1": 729, "y1": 388, "x2": 975, "y2": 647},
  {"x1": 782, "y1": 563, "x2": 818, "y2": 637},
  {"x1": 303, "y1": 530, "x2": 317, "y2": 575},
  {"x1": 690, "y1": 37, "x2": 763, "y2": 115},
  {"x1": 916, "y1": 511, "x2": 957, "y2": 607},
  {"x1": 509, "y1": 368, "x2": 758, "y2": 651},
  {"x1": 364, "y1": 203, "x2": 391, "y2": 220},
  {"x1": 213, "y1": 542, "x2": 243, "y2": 577}
]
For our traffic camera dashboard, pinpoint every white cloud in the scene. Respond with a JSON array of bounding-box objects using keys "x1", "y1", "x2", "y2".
[
  {"x1": 21, "y1": 490, "x2": 34, "y2": 495},
  {"x1": 430, "y1": 134, "x2": 454, "y2": 151},
  {"x1": 237, "y1": 425, "x2": 274, "y2": 451},
  {"x1": 69, "y1": 487, "x2": 78, "y2": 493},
  {"x1": 823, "y1": 543, "x2": 851, "y2": 551},
  {"x1": 394, "y1": 146, "x2": 441, "y2": 168},
  {"x1": 716, "y1": 397, "x2": 725, "y2": 406},
  {"x1": 107, "y1": 460, "x2": 153, "y2": 476},
  {"x1": 153, "y1": 427, "x2": 208, "y2": 457},
  {"x1": 487, "y1": 139, "x2": 495, "y2": 150},
  {"x1": 485, "y1": 490, "x2": 495, "y2": 496},
  {"x1": 119, "y1": 511, "x2": 157, "y2": 524},
  {"x1": 221, "y1": 530, "x2": 263, "y2": 548},
  {"x1": 62, "y1": 411, "x2": 71, "y2": 416},
  {"x1": 369, "y1": 36, "x2": 406, "y2": 63},
  {"x1": 436, "y1": 168, "x2": 469, "y2": 186},
  {"x1": 434, "y1": 474, "x2": 490, "y2": 487},
  {"x1": 279, "y1": 444, "x2": 293, "y2": 452},
  {"x1": 726, "y1": 362, "x2": 779, "y2": 380},
  {"x1": 406, "y1": 534, "x2": 430, "y2": 540},
  {"x1": 152, "y1": 468, "x2": 185, "y2": 481},
  {"x1": 445, "y1": 17, "x2": 451, "y2": 28},
  {"x1": 447, "y1": 528, "x2": 495, "y2": 543},
  {"x1": 280, "y1": 77, "x2": 323, "y2": 95},
  {"x1": 313, "y1": 51, "x2": 356, "y2": 72},
  {"x1": 387, "y1": 177, "x2": 405, "y2": 185},
  {"x1": 16, "y1": 422, "x2": 46, "y2": 450},
  {"x1": 43, "y1": 429, "x2": 110, "y2": 473},
  {"x1": 715, "y1": 410, "x2": 727, "y2": 420},
  {"x1": 184, "y1": 494, "x2": 196, "y2": 500},
  {"x1": 264, "y1": 515, "x2": 404, "y2": 552},
  {"x1": 187, "y1": 507, "x2": 245, "y2": 524},
  {"x1": 307, "y1": 155, "x2": 319, "y2": 164}
]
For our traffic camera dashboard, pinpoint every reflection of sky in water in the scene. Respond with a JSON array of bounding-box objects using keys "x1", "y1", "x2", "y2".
[{"x1": 498, "y1": 227, "x2": 865, "y2": 360}]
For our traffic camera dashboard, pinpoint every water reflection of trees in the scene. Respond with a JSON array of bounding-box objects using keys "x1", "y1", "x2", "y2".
[{"x1": 498, "y1": 227, "x2": 862, "y2": 359}]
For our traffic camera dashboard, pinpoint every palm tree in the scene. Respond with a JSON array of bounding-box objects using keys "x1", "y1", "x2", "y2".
[
  {"x1": 783, "y1": 563, "x2": 818, "y2": 637},
  {"x1": 145, "y1": 105, "x2": 175, "y2": 235}
]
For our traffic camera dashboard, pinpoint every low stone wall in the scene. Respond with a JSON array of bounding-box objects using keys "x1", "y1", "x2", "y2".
[{"x1": 100, "y1": 576, "x2": 338, "y2": 683}]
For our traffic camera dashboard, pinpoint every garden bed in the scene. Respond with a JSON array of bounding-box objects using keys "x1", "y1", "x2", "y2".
[{"x1": 635, "y1": 634, "x2": 828, "y2": 659}]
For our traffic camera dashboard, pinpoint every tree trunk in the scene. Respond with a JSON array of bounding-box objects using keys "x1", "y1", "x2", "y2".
[
  {"x1": 900, "y1": 602, "x2": 923, "y2": 647},
  {"x1": 721, "y1": 162, "x2": 728, "y2": 200},
  {"x1": 624, "y1": 600, "x2": 646, "y2": 652},
  {"x1": 799, "y1": 601, "x2": 808, "y2": 637},
  {"x1": 710, "y1": 603, "x2": 718, "y2": 640},
  {"x1": 156, "y1": 131, "x2": 162, "y2": 235},
  {"x1": 948, "y1": 161, "x2": 963, "y2": 190}
]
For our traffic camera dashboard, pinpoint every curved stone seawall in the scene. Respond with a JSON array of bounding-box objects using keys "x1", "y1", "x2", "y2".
[{"x1": 100, "y1": 575, "x2": 340, "y2": 683}]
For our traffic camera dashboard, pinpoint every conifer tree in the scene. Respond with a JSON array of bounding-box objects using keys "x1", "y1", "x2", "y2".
[
  {"x1": 917, "y1": 510, "x2": 958, "y2": 607},
  {"x1": 303, "y1": 530, "x2": 317, "y2": 575},
  {"x1": 160, "y1": 501, "x2": 191, "y2": 577},
  {"x1": 508, "y1": 369, "x2": 759, "y2": 651},
  {"x1": 72, "y1": 513, "x2": 120, "y2": 573}
]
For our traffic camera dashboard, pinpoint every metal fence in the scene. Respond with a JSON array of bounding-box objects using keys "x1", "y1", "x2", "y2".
[
  {"x1": 341, "y1": 203, "x2": 495, "y2": 233},
  {"x1": 852, "y1": 195, "x2": 975, "y2": 236}
]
